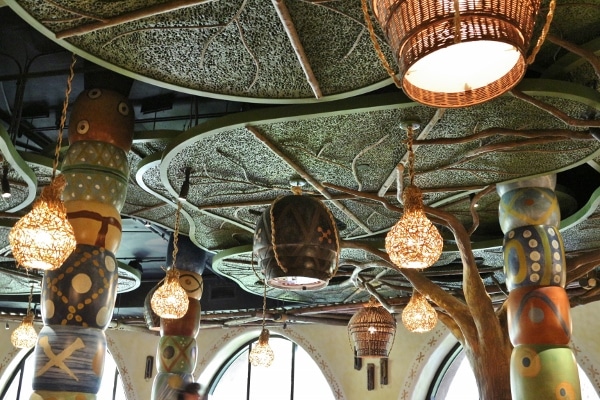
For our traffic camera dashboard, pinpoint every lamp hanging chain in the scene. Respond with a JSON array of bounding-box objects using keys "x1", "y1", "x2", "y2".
[
  {"x1": 26, "y1": 284, "x2": 33, "y2": 317},
  {"x1": 261, "y1": 272, "x2": 267, "y2": 330},
  {"x1": 526, "y1": 0, "x2": 557, "y2": 65},
  {"x1": 406, "y1": 125, "x2": 415, "y2": 186},
  {"x1": 52, "y1": 53, "x2": 77, "y2": 181},
  {"x1": 360, "y1": 0, "x2": 402, "y2": 89},
  {"x1": 171, "y1": 200, "x2": 182, "y2": 269}
]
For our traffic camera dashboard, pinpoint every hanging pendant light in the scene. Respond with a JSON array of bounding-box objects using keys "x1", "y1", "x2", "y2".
[
  {"x1": 402, "y1": 289, "x2": 437, "y2": 333},
  {"x1": 364, "y1": 0, "x2": 545, "y2": 107},
  {"x1": 151, "y1": 201, "x2": 189, "y2": 319},
  {"x1": 253, "y1": 179, "x2": 339, "y2": 290},
  {"x1": 8, "y1": 55, "x2": 78, "y2": 271},
  {"x1": 11, "y1": 285, "x2": 38, "y2": 349},
  {"x1": 348, "y1": 297, "x2": 396, "y2": 358},
  {"x1": 249, "y1": 275, "x2": 274, "y2": 367},
  {"x1": 385, "y1": 122, "x2": 443, "y2": 269}
]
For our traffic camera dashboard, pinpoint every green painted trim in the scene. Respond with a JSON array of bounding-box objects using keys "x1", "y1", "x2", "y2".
[
  {"x1": 560, "y1": 185, "x2": 600, "y2": 231},
  {"x1": 211, "y1": 244, "x2": 253, "y2": 271},
  {"x1": 133, "y1": 130, "x2": 182, "y2": 143},
  {"x1": 541, "y1": 38, "x2": 600, "y2": 79},
  {"x1": 0, "y1": 126, "x2": 37, "y2": 212}
]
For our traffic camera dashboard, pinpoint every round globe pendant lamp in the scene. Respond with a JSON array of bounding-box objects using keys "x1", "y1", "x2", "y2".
[
  {"x1": 367, "y1": 0, "x2": 544, "y2": 107},
  {"x1": 11, "y1": 285, "x2": 38, "y2": 349},
  {"x1": 151, "y1": 201, "x2": 189, "y2": 319},
  {"x1": 9, "y1": 55, "x2": 78, "y2": 271},
  {"x1": 253, "y1": 182, "x2": 340, "y2": 290},
  {"x1": 385, "y1": 122, "x2": 443, "y2": 269}
]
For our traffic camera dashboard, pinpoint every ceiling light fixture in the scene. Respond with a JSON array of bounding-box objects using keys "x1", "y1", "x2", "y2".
[
  {"x1": 253, "y1": 178, "x2": 340, "y2": 290},
  {"x1": 151, "y1": 201, "x2": 189, "y2": 319},
  {"x1": 2, "y1": 164, "x2": 11, "y2": 198},
  {"x1": 364, "y1": 0, "x2": 548, "y2": 107},
  {"x1": 8, "y1": 55, "x2": 78, "y2": 271},
  {"x1": 248, "y1": 276, "x2": 274, "y2": 368},
  {"x1": 402, "y1": 289, "x2": 437, "y2": 333},
  {"x1": 385, "y1": 122, "x2": 443, "y2": 269},
  {"x1": 348, "y1": 297, "x2": 397, "y2": 358},
  {"x1": 11, "y1": 284, "x2": 38, "y2": 349}
]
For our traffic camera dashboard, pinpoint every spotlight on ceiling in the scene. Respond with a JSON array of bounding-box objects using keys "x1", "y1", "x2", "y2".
[{"x1": 2, "y1": 164, "x2": 11, "y2": 199}]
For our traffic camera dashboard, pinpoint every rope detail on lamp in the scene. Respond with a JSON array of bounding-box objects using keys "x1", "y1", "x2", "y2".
[
  {"x1": 8, "y1": 54, "x2": 77, "y2": 271},
  {"x1": 249, "y1": 269, "x2": 274, "y2": 367},
  {"x1": 385, "y1": 122, "x2": 443, "y2": 269},
  {"x1": 151, "y1": 201, "x2": 189, "y2": 319}
]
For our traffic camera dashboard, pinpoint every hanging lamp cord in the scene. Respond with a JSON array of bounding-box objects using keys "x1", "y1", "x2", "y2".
[
  {"x1": 406, "y1": 125, "x2": 415, "y2": 186},
  {"x1": 27, "y1": 284, "x2": 34, "y2": 318},
  {"x1": 171, "y1": 201, "x2": 182, "y2": 269},
  {"x1": 52, "y1": 53, "x2": 77, "y2": 181}
]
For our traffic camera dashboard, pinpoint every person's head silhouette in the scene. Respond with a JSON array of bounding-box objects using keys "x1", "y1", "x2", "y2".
[{"x1": 177, "y1": 382, "x2": 201, "y2": 400}]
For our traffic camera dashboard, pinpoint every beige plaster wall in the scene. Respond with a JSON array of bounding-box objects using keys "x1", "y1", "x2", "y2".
[{"x1": 1, "y1": 300, "x2": 599, "y2": 399}]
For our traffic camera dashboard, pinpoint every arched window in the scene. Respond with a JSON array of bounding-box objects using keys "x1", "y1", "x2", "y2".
[
  {"x1": 431, "y1": 344, "x2": 600, "y2": 399},
  {"x1": 0, "y1": 348, "x2": 126, "y2": 399},
  {"x1": 209, "y1": 335, "x2": 335, "y2": 400}
]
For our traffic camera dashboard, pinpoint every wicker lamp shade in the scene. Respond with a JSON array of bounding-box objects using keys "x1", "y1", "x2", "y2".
[
  {"x1": 348, "y1": 299, "x2": 396, "y2": 358},
  {"x1": 385, "y1": 185, "x2": 443, "y2": 269},
  {"x1": 9, "y1": 175, "x2": 76, "y2": 271},
  {"x1": 254, "y1": 194, "x2": 339, "y2": 290},
  {"x1": 249, "y1": 328, "x2": 275, "y2": 367},
  {"x1": 402, "y1": 290, "x2": 438, "y2": 333},
  {"x1": 150, "y1": 267, "x2": 189, "y2": 319},
  {"x1": 371, "y1": 0, "x2": 541, "y2": 107},
  {"x1": 11, "y1": 314, "x2": 38, "y2": 349}
]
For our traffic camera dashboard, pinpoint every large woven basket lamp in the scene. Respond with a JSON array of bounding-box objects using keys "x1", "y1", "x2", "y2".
[
  {"x1": 348, "y1": 298, "x2": 397, "y2": 358},
  {"x1": 253, "y1": 184, "x2": 340, "y2": 290},
  {"x1": 369, "y1": 0, "x2": 542, "y2": 107}
]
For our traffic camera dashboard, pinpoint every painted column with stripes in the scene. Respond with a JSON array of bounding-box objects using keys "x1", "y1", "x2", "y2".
[
  {"x1": 498, "y1": 175, "x2": 581, "y2": 399},
  {"x1": 31, "y1": 88, "x2": 133, "y2": 400}
]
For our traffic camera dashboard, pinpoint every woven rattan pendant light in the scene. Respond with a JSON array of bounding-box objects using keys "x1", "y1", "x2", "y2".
[
  {"x1": 385, "y1": 122, "x2": 443, "y2": 269},
  {"x1": 348, "y1": 298, "x2": 397, "y2": 358},
  {"x1": 365, "y1": 0, "x2": 545, "y2": 107},
  {"x1": 11, "y1": 285, "x2": 38, "y2": 349},
  {"x1": 151, "y1": 201, "x2": 189, "y2": 319},
  {"x1": 402, "y1": 289, "x2": 438, "y2": 333},
  {"x1": 248, "y1": 277, "x2": 274, "y2": 368},
  {"x1": 8, "y1": 55, "x2": 77, "y2": 271}
]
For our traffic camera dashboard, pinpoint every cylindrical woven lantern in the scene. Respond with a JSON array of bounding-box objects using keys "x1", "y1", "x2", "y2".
[
  {"x1": 253, "y1": 194, "x2": 339, "y2": 290},
  {"x1": 371, "y1": 0, "x2": 541, "y2": 107},
  {"x1": 348, "y1": 299, "x2": 396, "y2": 358}
]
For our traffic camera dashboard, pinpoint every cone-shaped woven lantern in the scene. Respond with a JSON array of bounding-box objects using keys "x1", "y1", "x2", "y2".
[
  {"x1": 151, "y1": 201, "x2": 189, "y2": 319},
  {"x1": 348, "y1": 298, "x2": 396, "y2": 358},
  {"x1": 254, "y1": 186, "x2": 339, "y2": 290},
  {"x1": 402, "y1": 290, "x2": 437, "y2": 333},
  {"x1": 369, "y1": 0, "x2": 542, "y2": 107}
]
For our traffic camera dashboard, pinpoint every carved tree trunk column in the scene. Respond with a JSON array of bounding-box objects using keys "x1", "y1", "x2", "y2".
[
  {"x1": 498, "y1": 175, "x2": 581, "y2": 399},
  {"x1": 32, "y1": 88, "x2": 134, "y2": 399},
  {"x1": 151, "y1": 235, "x2": 206, "y2": 400}
]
